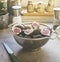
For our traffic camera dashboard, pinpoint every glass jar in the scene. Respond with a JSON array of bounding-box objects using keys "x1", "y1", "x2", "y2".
[
  {"x1": 53, "y1": 0, "x2": 60, "y2": 39},
  {"x1": 53, "y1": 0, "x2": 60, "y2": 30},
  {"x1": 53, "y1": 8, "x2": 60, "y2": 30},
  {"x1": 12, "y1": 5, "x2": 22, "y2": 25}
]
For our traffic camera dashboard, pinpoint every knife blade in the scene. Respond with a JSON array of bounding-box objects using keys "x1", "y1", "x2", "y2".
[
  {"x1": 3, "y1": 42, "x2": 13, "y2": 54},
  {"x1": 3, "y1": 42, "x2": 21, "y2": 62}
]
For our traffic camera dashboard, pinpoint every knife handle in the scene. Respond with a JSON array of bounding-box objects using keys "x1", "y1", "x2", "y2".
[{"x1": 9, "y1": 54, "x2": 21, "y2": 62}]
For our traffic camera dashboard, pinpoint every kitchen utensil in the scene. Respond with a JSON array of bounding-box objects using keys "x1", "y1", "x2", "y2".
[{"x1": 3, "y1": 42, "x2": 21, "y2": 62}]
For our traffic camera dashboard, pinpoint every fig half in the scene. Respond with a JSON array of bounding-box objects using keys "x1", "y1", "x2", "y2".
[
  {"x1": 32, "y1": 22, "x2": 40, "y2": 29},
  {"x1": 24, "y1": 29, "x2": 34, "y2": 35},
  {"x1": 12, "y1": 26, "x2": 21, "y2": 35},
  {"x1": 40, "y1": 28, "x2": 51, "y2": 36}
]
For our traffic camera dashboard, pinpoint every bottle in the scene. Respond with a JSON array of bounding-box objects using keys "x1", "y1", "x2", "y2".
[{"x1": 27, "y1": 1, "x2": 34, "y2": 13}]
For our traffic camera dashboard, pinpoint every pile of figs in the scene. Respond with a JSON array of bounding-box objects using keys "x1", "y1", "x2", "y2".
[{"x1": 12, "y1": 22, "x2": 51, "y2": 38}]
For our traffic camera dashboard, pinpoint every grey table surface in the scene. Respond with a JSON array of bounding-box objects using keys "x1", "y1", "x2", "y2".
[{"x1": 0, "y1": 28, "x2": 60, "y2": 62}]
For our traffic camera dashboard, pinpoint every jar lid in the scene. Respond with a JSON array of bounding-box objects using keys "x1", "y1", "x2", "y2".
[
  {"x1": 12, "y1": 6, "x2": 21, "y2": 9},
  {"x1": 54, "y1": 8, "x2": 60, "y2": 11}
]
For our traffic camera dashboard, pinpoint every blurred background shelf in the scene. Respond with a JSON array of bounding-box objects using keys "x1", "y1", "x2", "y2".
[
  {"x1": 21, "y1": 12, "x2": 54, "y2": 16},
  {"x1": 21, "y1": 8, "x2": 54, "y2": 16}
]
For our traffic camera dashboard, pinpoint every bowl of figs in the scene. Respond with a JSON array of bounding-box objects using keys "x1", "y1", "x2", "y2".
[{"x1": 12, "y1": 22, "x2": 52, "y2": 50}]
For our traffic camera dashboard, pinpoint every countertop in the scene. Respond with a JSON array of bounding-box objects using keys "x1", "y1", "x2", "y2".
[{"x1": 0, "y1": 28, "x2": 60, "y2": 62}]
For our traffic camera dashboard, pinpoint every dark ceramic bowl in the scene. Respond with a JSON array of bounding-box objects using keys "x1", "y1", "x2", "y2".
[
  {"x1": 14, "y1": 35, "x2": 50, "y2": 50},
  {"x1": 13, "y1": 23, "x2": 51, "y2": 50}
]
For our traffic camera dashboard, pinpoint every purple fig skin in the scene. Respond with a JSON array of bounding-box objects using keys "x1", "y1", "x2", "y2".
[
  {"x1": 32, "y1": 29, "x2": 40, "y2": 35},
  {"x1": 18, "y1": 31, "x2": 26, "y2": 37}
]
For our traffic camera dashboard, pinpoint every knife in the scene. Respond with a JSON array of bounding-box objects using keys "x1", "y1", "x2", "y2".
[{"x1": 3, "y1": 42, "x2": 21, "y2": 62}]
